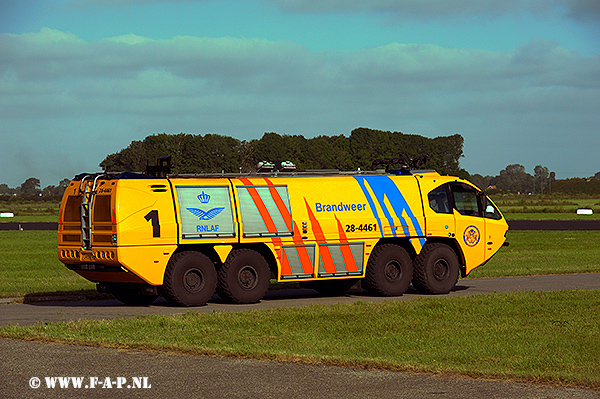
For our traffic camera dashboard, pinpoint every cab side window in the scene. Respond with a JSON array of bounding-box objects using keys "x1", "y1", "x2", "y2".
[
  {"x1": 484, "y1": 196, "x2": 502, "y2": 220},
  {"x1": 451, "y1": 184, "x2": 481, "y2": 217},
  {"x1": 428, "y1": 185, "x2": 452, "y2": 214}
]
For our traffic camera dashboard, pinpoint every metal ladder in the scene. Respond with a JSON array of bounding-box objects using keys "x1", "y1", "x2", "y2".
[{"x1": 79, "y1": 175, "x2": 102, "y2": 250}]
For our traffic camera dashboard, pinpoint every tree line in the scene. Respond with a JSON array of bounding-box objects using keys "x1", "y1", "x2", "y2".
[
  {"x1": 0, "y1": 177, "x2": 70, "y2": 199},
  {"x1": 469, "y1": 164, "x2": 556, "y2": 195},
  {"x1": 99, "y1": 128, "x2": 465, "y2": 176},
  {"x1": 2, "y1": 128, "x2": 599, "y2": 197}
]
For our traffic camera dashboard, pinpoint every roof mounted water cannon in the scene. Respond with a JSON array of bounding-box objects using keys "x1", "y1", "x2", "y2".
[
  {"x1": 257, "y1": 161, "x2": 296, "y2": 173},
  {"x1": 372, "y1": 154, "x2": 431, "y2": 172},
  {"x1": 146, "y1": 155, "x2": 172, "y2": 177}
]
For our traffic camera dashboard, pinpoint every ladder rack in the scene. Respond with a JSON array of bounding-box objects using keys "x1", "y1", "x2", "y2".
[{"x1": 79, "y1": 174, "x2": 103, "y2": 250}]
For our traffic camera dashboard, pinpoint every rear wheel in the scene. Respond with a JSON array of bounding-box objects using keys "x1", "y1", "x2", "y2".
[
  {"x1": 217, "y1": 249, "x2": 270, "y2": 304},
  {"x1": 162, "y1": 251, "x2": 217, "y2": 306},
  {"x1": 412, "y1": 243, "x2": 459, "y2": 294},
  {"x1": 363, "y1": 244, "x2": 413, "y2": 296}
]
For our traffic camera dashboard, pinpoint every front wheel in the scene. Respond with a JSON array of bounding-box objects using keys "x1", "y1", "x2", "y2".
[
  {"x1": 162, "y1": 251, "x2": 217, "y2": 307},
  {"x1": 363, "y1": 244, "x2": 413, "y2": 296},
  {"x1": 412, "y1": 243, "x2": 459, "y2": 294},
  {"x1": 217, "y1": 249, "x2": 271, "y2": 304}
]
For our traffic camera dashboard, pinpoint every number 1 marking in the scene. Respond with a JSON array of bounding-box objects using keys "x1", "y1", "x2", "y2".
[{"x1": 144, "y1": 210, "x2": 161, "y2": 238}]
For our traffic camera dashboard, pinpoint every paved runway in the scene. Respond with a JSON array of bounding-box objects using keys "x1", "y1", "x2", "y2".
[
  {"x1": 1, "y1": 273, "x2": 599, "y2": 326},
  {"x1": 1, "y1": 339, "x2": 598, "y2": 399}
]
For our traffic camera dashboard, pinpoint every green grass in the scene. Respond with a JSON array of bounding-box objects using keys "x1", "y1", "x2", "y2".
[
  {"x1": 0, "y1": 215, "x2": 58, "y2": 222},
  {"x1": 0, "y1": 231, "x2": 95, "y2": 298},
  {"x1": 468, "y1": 231, "x2": 600, "y2": 278},
  {"x1": 0, "y1": 200, "x2": 59, "y2": 219},
  {"x1": 1, "y1": 290, "x2": 598, "y2": 389},
  {"x1": 1, "y1": 228, "x2": 599, "y2": 389},
  {"x1": 504, "y1": 212, "x2": 600, "y2": 220},
  {"x1": 492, "y1": 194, "x2": 600, "y2": 219},
  {"x1": 0, "y1": 230, "x2": 599, "y2": 297}
]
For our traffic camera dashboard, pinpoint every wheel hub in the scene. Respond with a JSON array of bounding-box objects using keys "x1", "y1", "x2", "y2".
[
  {"x1": 183, "y1": 268, "x2": 205, "y2": 293},
  {"x1": 384, "y1": 260, "x2": 402, "y2": 283},
  {"x1": 238, "y1": 265, "x2": 259, "y2": 290},
  {"x1": 433, "y1": 259, "x2": 450, "y2": 281}
]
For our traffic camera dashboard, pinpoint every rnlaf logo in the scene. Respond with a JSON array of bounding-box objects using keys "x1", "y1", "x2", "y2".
[
  {"x1": 187, "y1": 191, "x2": 224, "y2": 220},
  {"x1": 463, "y1": 225, "x2": 480, "y2": 247},
  {"x1": 197, "y1": 191, "x2": 210, "y2": 204}
]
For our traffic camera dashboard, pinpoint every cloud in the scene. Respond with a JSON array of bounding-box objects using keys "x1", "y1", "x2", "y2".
[
  {"x1": 1, "y1": 28, "x2": 599, "y2": 186},
  {"x1": 2, "y1": 28, "x2": 598, "y2": 124},
  {"x1": 563, "y1": 0, "x2": 600, "y2": 21},
  {"x1": 270, "y1": 0, "x2": 599, "y2": 21}
]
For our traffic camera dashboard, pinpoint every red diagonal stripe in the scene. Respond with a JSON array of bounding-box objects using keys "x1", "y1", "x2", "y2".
[
  {"x1": 305, "y1": 198, "x2": 336, "y2": 274},
  {"x1": 293, "y1": 222, "x2": 313, "y2": 275},
  {"x1": 265, "y1": 178, "x2": 293, "y2": 232},
  {"x1": 335, "y1": 216, "x2": 358, "y2": 273},
  {"x1": 239, "y1": 178, "x2": 278, "y2": 233}
]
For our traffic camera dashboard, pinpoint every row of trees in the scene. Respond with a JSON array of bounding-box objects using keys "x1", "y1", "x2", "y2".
[
  {"x1": 468, "y1": 166, "x2": 600, "y2": 195},
  {"x1": 469, "y1": 164, "x2": 557, "y2": 194},
  {"x1": 0, "y1": 178, "x2": 70, "y2": 199},
  {"x1": 99, "y1": 128, "x2": 466, "y2": 176},
  {"x1": 2, "y1": 129, "x2": 599, "y2": 197}
]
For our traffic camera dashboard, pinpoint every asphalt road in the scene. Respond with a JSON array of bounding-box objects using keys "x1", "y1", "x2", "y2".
[
  {"x1": 2, "y1": 273, "x2": 600, "y2": 326},
  {"x1": 1, "y1": 274, "x2": 599, "y2": 398},
  {"x1": 2, "y1": 339, "x2": 598, "y2": 399}
]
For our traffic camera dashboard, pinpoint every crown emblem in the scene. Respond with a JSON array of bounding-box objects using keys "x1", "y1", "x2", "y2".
[{"x1": 197, "y1": 191, "x2": 210, "y2": 204}]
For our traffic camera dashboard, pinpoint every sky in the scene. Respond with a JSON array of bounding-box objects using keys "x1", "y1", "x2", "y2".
[{"x1": 1, "y1": 0, "x2": 599, "y2": 188}]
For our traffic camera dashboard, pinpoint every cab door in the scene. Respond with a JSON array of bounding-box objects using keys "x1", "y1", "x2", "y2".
[
  {"x1": 450, "y1": 183, "x2": 486, "y2": 273},
  {"x1": 483, "y1": 195, "x2": 509, "y2": 262}
]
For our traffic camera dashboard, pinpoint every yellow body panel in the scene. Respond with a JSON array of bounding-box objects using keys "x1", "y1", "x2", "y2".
[
  {"x1": 115, "y1": 179, "x2": 178, "y2": 247},
  {"x1": 117, "y1": 245, "x2": 177, "y2": 285},
  {"x1": 57, "y1": 171, "x2": 508, "y2": 288}
]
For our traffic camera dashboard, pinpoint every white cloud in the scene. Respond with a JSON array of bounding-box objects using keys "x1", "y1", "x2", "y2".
[
  {"x1": 270, "y1": 0, "x2": 599, "y2": 21},
  {"x1": 0, "y1": 29, "x2": 599, "y2": 186}
]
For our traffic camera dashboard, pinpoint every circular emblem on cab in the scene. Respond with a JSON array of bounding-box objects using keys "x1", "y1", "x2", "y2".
[{"x1": 463, "y1": 225, "x2": 480, "y2": 247}]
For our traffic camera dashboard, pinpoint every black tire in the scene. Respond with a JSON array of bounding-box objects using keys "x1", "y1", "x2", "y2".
[
  {"x1": 412, "y1": 243, "x2": 460, "y2": 294},
  {"x1": 363, "y1": 244, "x2": 413, "y2": 296},
  {"x1": 110, "y1": 286, "x2": 158, "y2": 306},
  {"x1": 217, "y1": 249, "x2": 270, "y2": 304},
  {"x1": 162, "y1": 251, "x2": 217, "y2": 307},
  {"x1": 299, "y1": 279, "x2": 359, "y2": 296}
]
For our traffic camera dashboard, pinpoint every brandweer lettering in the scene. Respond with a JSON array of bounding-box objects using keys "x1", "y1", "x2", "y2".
[{"x1": 315, "y1": 203, "x2": 367, "y2": 212}]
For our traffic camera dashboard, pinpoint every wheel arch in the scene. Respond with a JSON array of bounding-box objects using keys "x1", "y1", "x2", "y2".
[
  {"x1": 172, "y1": 242, "x2": 278, "y2": 279},
  {"x1": 372, "y1": 237, "x2": 417, "y2": 260},
  {"x1": 422, "y1": 237, "x2": 467, "y2": 278},
  {"x1": 171, "y1": 244, "x2": 222, "y2": 271},
  {"x1": 231, "y1": 243, "x2": 278, "y2": 279}
]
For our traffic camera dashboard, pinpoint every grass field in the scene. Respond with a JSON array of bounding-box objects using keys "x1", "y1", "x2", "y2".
[
  {"x1": 0, "y1": 231, "x2": 95, "y2": 298},
  {"x1": 466, "y1": 230, "x2": 600, "y2": 278},
  {"x1": 1, "y1": 290, "x2": 598, "y2": 389},
  {"x1": 492, "y1": 194, "x2": 600, "y2": 220},
  {"x1": 2, "y1": 194, "x2": 599, "y2": 222},
  {"x1": 0, "y1": 200, "x2": 59, "y2": 222},
  {"x1": 1, "y1": 230, "x2": 599, "y2": 297},
  {"x1": 1, "y1": 225, "x2": 599, "y2": 389}
]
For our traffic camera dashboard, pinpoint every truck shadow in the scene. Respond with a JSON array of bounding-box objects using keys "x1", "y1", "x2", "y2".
[{"x1": 22, "y1": 284, "x2": 471, "y2": 308}]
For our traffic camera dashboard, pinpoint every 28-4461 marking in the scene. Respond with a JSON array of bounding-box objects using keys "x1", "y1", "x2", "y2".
[{"x1": 345, "y1": 223, "x2": 377, "y2": 233}]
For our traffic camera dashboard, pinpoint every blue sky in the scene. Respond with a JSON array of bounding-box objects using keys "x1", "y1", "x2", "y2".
[{"x1": 1, "y1": 0, "x2": 599, "y2": 188}]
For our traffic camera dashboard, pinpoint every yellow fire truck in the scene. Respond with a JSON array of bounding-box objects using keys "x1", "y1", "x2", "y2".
[{"x1": 57, "y1": 165, "x2": 508, "y2": 306}]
